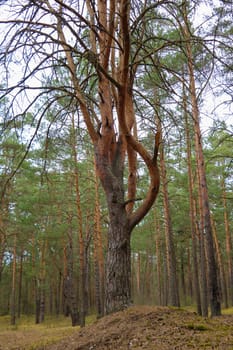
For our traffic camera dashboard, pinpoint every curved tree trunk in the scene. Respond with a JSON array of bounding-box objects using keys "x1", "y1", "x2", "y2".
[
  {"x1": 58, "y1": 0, "x2": 160, "y2": 315},
  {"x1": 95, "y1": 133, "x2": 160, "y2": 314}
]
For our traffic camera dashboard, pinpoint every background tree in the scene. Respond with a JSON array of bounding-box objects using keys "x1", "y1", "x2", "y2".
[
  {"x1": 0, "y1": 0, "x2": 232, "y2": 320},
  {"x1": 0, "y1": 0, "x2": 161, "y2": 314}
]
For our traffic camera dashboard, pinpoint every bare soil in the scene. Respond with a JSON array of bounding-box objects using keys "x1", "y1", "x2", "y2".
[{"x1": 45, "y1": 306, "x2": 233, "y2": 350}]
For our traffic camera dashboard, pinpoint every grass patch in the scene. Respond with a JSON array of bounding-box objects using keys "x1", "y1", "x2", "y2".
[
  {"x1": 185, "y1": 323, "x2": 209, "y2": 331},
  {"x1": 0, "y1": 314, "x2": 96, "y2": 350},
  {"x1": 0, "y1": 314, "x2": 96, "y2": 330},
  {"x1": 222, "y1": 307, "x2": 233, "y2": 315}
]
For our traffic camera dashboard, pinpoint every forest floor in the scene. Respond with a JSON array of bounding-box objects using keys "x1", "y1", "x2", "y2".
[{"x1": 1, "y1": 306, "x2": 233, "y2": 350}]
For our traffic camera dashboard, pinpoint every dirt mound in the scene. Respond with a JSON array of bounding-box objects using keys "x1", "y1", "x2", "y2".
[{"x1": 45, "y1": 306, "x2": 233, "y2": 350}]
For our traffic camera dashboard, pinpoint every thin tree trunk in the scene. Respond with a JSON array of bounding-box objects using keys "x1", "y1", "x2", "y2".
[
  {"x1": 162, "y1": 243, "x2": 168, "y2": 306},
  {"x1": 35, "y1": 285, "x2": 40, "y2": 325},
  {"x1": 147, "y1": 255, "x2": 153, "y2": 302},
  {"x1": 190, "y1": 70, "x2": 221, "y2": 317},
  {"x1": 199, "y1": 225, "x2": 209, "y2": 317},
  {"x1": 39, "y1": 240, "x2": 47, "y2": 323},
  {"x1": 62, "y1": 241, "x2": 69, "y2": 318},
  {"x1": 49, "y1": 284, "x2": 53, "y2": 315},
  {"x1": 180, "y1": 250, "x2": 186, "y2": 303},
  {"x1": 222, "y1": 178, "x2": 233, "y2": 305},
  {"x1": 136, "y1": 252, "x2": 141, "y2": 299},
  {"x1": 154, "y1": 211, "x2": 162, "y2": 306},
  {"x1": 160, "y1": 141, "x2": 180, "y2": 307},
  {"x1": 0, "y1": 229, "x2": 6, "y2": 283},
  {"x1": 93, "y1": 251, "x2": 101, "y2": 317},
  {"x1": 84, "y1": 221, "x2": 91, "y2": 315},
  {"x1": 10, "y1": 234, "x2": 17, "y2": 326},
  {"x1": 211, "y1": 216, "x2": 228, "y2": 308},
  {"x1": 70, "y1": 114, "x2": 86, "y2": 327},
  {"x1": 32, "y1": 234, "x2": 40, "y2": 324},
  {"x1": 17, "y1": 253, "x2": 23, "y2": 318},
  {"x1": 153, "y1": 90, "x2": 178, "y2": 307},
  {"x1": 63, "y1": 241, "x2": 79, "y2": 326},
  {"x1": 187, "y1": 246, "x2": 193, "y2": 300},
  {"x1": 0, "y1": 189, "x2": 8, "y2": 283},
  {"x1": 93, "y1": 161, "x2": 105, "y2": 317},
  {"x1": 55, "y1": 270, "x2": 62, "y2": 316},
  {"x1": 182, "y1": 2, "x2": 221, "y2": 316},
  {"x1": 183, "y1": 82, "x2": 202, "y2": 315}
]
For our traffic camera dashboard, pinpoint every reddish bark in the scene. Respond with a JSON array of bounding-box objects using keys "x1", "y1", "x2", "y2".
[{"x1": 55, "y1": 0, "x2": 160, "y2": 314}]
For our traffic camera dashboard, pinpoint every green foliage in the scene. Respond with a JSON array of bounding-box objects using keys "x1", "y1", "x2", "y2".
[{"x1": 0, "y1": 0, "x2": 232, "y2": 320}]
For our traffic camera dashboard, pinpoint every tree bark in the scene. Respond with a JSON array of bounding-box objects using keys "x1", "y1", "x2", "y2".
[
  {"x1": 32, "y1": 234, "x2": 40, "y2": 324},
  {"x1": 0, "y1": 222, "x2": 6, "y2": 283},
  {"x1": 39, "y1": 240, "x2": 47, "y2": 324},
  {"x1": 93, "y1": 161, "x2": 105, "y2": 318},
  {"x1": 154, "y1": 212, "x2": 162, "y2": 305},
  {"x1": 180, "y1": 250, "x2": 186, "y2": 302},
  {"x1": 17, "y1": 253, "x2": 23, "y2": 318},
  {"x1": 63, "y1": 241, "x2": 79, "y2": 326},
  {"x1": 190, "y1": 74, "x2": 221, "y2": 317},
  {"x1": 55, "y1": 270, "x2": 62, "y2": 316},
  {"x1": 211, "y1": 216, "x2": 228, "y2": 308},
  {"x1": 136, "y1": 252, "x2": 141, "y2": 299},
  {"x1": 70, "y1": 114, "x2": 86, "y2": 327},
  {"x1": 183, "y1": 81, "x2": 202, "y2": 315},
  {"x1": 222, "y1": 178, "x2": 233, "y2": 305},
  {"x1": 182, "y1": 4, "x2": 221, "y2": 315},
  {"x1": 95, "y1": 146, "x2": 131, "y2": 313},
  {"x1": 10, "y1": 235, "x2": 17, "y2": 326},
  {"x1": 105, "y1": 211, "x2": 131, "y2": 313},
  {"x1": 35, "y1": 285, "x2": 40, "y2": 325},
  {"x1": 57, "y1": 0, "x2": 160, "y2": 315},
  {"x1": 159, "y1": 136, "x2": 180, "y2": 307},
  {"x1": 187, "y1": 247, "x2": 193, "y2": 300}
]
